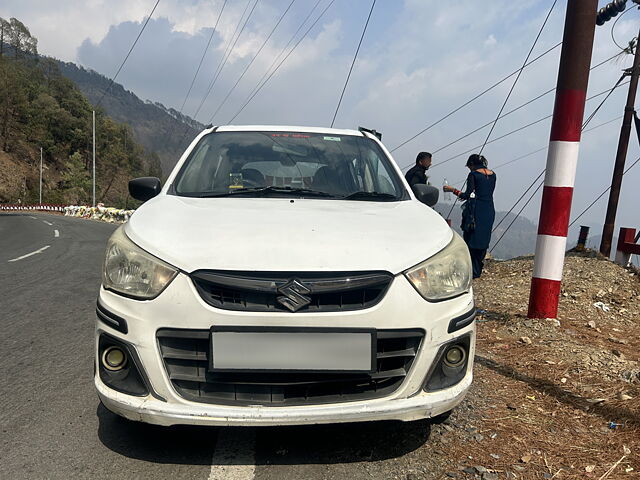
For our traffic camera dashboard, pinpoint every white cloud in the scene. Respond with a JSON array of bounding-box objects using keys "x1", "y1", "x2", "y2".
[{"x1": 485, "y1": 34, "x2": 497, "y2": 47}]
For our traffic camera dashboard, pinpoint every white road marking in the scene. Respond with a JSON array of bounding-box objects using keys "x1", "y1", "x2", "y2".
[
  {"x1": 54, "y1": 229, "x2": 59, "y2": 238},
  {"x1": 8, "y1": 245, "x2": 50, "y2": 263},
  {"x1": 209, "y1": 428, "x2": 256, "y2": 480},
  {"x1": 29, "y1": 216, "x2": 37, "y2": 219},
  {"x1": 43, "y1": 220, "x2": 53, "y2": 226}
]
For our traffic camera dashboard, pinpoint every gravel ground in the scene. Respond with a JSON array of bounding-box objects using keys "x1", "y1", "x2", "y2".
[{"x1": 433, "y1": 251, "x2": 640, "y2": 480}]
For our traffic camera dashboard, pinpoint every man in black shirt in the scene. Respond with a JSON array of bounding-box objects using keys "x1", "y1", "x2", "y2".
[{"x1": 405, "y1": 152, "x2": 432, "y2": 190}]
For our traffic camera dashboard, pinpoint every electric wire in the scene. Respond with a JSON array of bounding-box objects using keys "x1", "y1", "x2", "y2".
[
  {"x1": 192, "y1": 0, "x2": 259, "y2": 121},
  {"x1": 440, "y1": 0, "x2": 557, "y2": 221},
  {"x1": 449, "y1": 114, "x2": 626, "y2": 185},
  {"x1": 434, "y1": 80, "x2": 630, "y2": 170},
  {"x1": 569, "y1": 156, "x2": 640, "y2": 227},
  {"x1": 330, "y1": 0, "x2": 376, "y2": 128},
  {"x1": 174, "y1": 0, "x2": 256, "y2": 146},
  {"x1": 611, "y1": 5, "x2": 637, "y2": 51},
  {"x1": 227, "y1": 0, "x2": 336, "y2": 123},
  {"x1": 478, "y1": 0, "x2": 557, "y2": 156},
  {"x1": 489, "y1": 75, "x2": 625, "y2": 252},
  {"x1": 228, "y1": 0, "x2": 323, "y2": 122},
  {"x1": 388, "y1": 42, "x2": 562, "y2": 154},
  {"x1": 491, "y1": 169, "x2": 546, "y2": 234},
  {"x1": 96, "y1": 0, "x2": 160, "y2": 107},
  {"x1": 207, "y1": 0, "x2": 297, "y2": 123},
  {"x1": 401, "y1": 51, "x2": 623, "y2": 170},
  {"x1": 178, "y1": 0, "x2": 228, "y2": 114},
  {"x1": 469, "y1": 115, "x2": 621, "y2": 177},
  {"x1": 489, "y1": 179, "x2": 544, "y2": 254}
]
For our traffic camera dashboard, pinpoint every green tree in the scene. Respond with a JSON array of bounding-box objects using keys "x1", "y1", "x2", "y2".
[
  {"x1": 7, "y1": 18, "x2": 37, "y2": 58},
  {"x1": 62, "y1": 151, "x2": 91, "y2": 203}
]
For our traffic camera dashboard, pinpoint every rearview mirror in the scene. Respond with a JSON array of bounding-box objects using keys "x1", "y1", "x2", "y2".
[
  {"x1": 412, "y1": 184, "x2": 439, "y2": 207},
  {"x1": 129, "y1": 177, "x2": 161, "y2": 202}
]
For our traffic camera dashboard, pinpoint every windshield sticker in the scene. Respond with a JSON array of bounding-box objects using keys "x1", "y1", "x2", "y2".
[
  {"x1": 271, "y1": 133, "x2": 310, "y2": 138},
  {"x1": 324, "y1": 136, "x2": 341, "y2": 142}
]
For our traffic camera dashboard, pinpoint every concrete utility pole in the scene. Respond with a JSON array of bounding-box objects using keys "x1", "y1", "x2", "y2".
[
  {"x1": 599, "y1": 29, "x2": 640, "y2": 257},
  {"x1": 92, "y1": 110, "x2": 96, "y2": 208},
  {"x1": 39, "y1": 147, "x2": 43, "y2": 204},
  {"x1": 528, "y1": 0, "x2": 598, "y2": 319}
]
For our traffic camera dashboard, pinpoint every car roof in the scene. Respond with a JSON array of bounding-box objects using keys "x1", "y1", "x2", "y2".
[{"x1": 212, "y1": 125, "x2": 365, "y2": 137}]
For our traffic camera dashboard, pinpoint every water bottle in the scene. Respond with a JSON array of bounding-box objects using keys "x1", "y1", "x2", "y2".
[{"x1": 443, "y1": 178, "x2": 451, "y2": 202}]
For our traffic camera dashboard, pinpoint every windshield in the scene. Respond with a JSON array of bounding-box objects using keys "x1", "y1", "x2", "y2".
[{"x1": 172, "y1": 131, "x2": 407, "y2": 200}]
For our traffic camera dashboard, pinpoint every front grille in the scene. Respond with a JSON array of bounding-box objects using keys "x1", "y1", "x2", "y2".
[
  {"x1": 190, "y1": 271, "x2": 393, "y2": 313},
  {"x1": 157, "y1": 328, "x2": 424, "y2": 406}
]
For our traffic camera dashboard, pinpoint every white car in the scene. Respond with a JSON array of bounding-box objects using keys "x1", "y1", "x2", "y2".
[{"x1": 95, "y1": 125, "x2": 475, "y2": 427}]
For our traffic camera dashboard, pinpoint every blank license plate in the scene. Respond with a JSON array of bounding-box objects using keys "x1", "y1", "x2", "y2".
[{"x1": 210, "y1": 328, "x2": 375, "y2": 373}]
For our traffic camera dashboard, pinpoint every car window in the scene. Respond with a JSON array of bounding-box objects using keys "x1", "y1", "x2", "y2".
[{"x1": 172, "y1": 131, "x2": 407, "y2": 200}]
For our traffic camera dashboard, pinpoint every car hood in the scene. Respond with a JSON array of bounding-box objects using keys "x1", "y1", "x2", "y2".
[{"x1": 125, "y1": 195, "x2": 453, "y2": 275}]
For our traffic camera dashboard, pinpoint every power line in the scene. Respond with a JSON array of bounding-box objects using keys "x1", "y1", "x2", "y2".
[
  {"x1": 433, "y1": 80, "x2": 630, "y2": 170},
  {"x1": 226, "y1": 0, "x2": 323, "y2": 123},
  {"x1": 178, "y1": 0, "x2": 228, "y2": 114},
  {"x1": 489, "y1": 179, "x2": 544, "y2": 254},
  {"x1": 207, "y1": 0, "x2": 297, "y2": 123},
  {"x1": 569, "y1": 156, "x2": 640, "y2": 227},
  {"x1": 432, "y1": 87, "x2": 555, "y2": 156},
  {"x1": 227, "y1": 0, "x2": 336, "y2": 123},
  {"x1": 611, "y1": 5, "x2": 637, "y2": 51},
  {"x1": 444, "y1": 0, "x2": 556, "y2": 222},
  {"x1": 449, "y1": 114, "x2": 626, "y2": 185},
  {"x1": 489, "y1": 74, "x2": 625, "y2": 251},
  {"x1": 330, "y1": 0, "x2": 376, "y2": 128},
  {"x1": 388, "y1": 42, "x2": 562, "y2": 153},
  {"x1": 491, "y1": 169, "x2": 546, "y2": 233},
  {"x1": 96, "y1": 0, "x2": 160, "y2": 107},
  {"x1": 479, "y1": 0, "x2": 558, "y2": 155},
  {"x1": 191, "y1": 0, "x2": 259, "y2": 121},
  {"x1": 174, "y1": 0, "x2": 257, "y2": 146},
  {"x1": 399, "y1": 51, "x2": 623, "y2": 172}
]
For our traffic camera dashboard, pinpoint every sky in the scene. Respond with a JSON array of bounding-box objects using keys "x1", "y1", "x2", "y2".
[{"x1": 1, "y1": 0, "x2": 639, "y2": 245}]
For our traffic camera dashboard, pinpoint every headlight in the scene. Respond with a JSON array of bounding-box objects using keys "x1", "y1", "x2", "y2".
[
  {"x1": 102, "y1": 227, "x2": 177, "y2": 299},
  {"x1": 405, "y1": 232, "x2": 472, "y2": 301}
]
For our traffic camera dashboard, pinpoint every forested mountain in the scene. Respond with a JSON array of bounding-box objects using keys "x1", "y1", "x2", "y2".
[
  {"x1": 55, "y1": 61, "x2": 203, "y2": 175},
  {"x1": 0, "y1": 16, "x2": 158, "y2": 207}
]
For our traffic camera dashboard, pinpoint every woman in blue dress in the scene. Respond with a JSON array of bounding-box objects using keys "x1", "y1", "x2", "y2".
[{"x1": 443, "y1": 154, "x2": 496, "y2": 278}]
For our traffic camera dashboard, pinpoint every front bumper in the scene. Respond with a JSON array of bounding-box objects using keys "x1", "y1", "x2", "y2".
[
  {"x1": 96, "y1": 372, "x2": 471, "y2": 426},
  {"x1": 95, "y1": 272, "x2": 475, "y2": 426}
]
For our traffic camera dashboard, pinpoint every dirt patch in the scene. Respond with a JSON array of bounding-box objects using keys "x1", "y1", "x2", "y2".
[{"x1": 416, "y1": 252, "x2": 640, "y2": 479}]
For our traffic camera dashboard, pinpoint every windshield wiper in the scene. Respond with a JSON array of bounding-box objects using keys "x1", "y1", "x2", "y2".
[
  {"x1": 341, "y1": 191, "x2": 399, "y2": 201},
  {"x1": 197, "y1": 186, "x2": 337, "y2": 198}
]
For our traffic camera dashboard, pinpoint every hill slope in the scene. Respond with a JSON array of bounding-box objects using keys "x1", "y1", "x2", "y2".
[
  {"x1": 55, "y1": 61, "x2": 203, "y2": 175},
  {"x1": 0, "y1": 53, "x2": 156, "y2": 206}
]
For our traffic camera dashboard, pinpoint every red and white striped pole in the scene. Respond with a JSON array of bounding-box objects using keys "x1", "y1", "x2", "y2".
[{"x1": 528, "y1": 0, "x2": 598, "y2": 319}]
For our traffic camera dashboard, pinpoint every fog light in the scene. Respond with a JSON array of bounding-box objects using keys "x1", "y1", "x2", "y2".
[
  {"x1": 102, "y1": 346, "x2": 127, "y2": 371},
  {"x1": 443, "y1": 345, "x2": 466, "y2": 368}
]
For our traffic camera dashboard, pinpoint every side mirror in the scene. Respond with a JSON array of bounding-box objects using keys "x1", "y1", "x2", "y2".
[
  {"x1": 129, "y1": 177, "x2": 161, "y2": 202},
  {"x1": 412, "y1": 184, "x2": 439, "y2": 207}
]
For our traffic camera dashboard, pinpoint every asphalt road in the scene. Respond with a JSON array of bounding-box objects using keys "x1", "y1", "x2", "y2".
[{"x1": 0, "y1": 212, "x2": 440, "y2": 480}]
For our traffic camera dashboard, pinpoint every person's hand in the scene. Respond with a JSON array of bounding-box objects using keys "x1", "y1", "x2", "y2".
[{"x1": 443, "y1": 185, "x2": 454, "y2": 192}]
